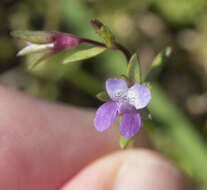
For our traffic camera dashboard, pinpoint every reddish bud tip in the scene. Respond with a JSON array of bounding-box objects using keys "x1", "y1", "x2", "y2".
[{"x1": 52, "y1": 33, "x2": 81, "y2": 52}]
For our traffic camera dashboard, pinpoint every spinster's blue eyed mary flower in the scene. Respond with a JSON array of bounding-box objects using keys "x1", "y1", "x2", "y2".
[
  {"x1": 15, "y1": 32, "x2": 81, "y2": 56},
  {"x1": 94, "y1": 78, "x2": 151, "y2": 138}
]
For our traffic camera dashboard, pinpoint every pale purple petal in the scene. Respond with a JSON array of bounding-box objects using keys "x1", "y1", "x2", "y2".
[
  {"x1": 106, "y1": 78, "x2": 128, "y2": 102},
  {"x1": 26, "y1": 41, "x2": 32, "y2": 45},
  {"x1": 120, "y1": 112, "x2": 141, "y2": 138},
  {"x1": 127, "y1": 84, "x2": 151, "y2": 109},
  {"x1": 117, "y1": 102, "x2": 136, "y2": 115},
  {"x1": 94, "y1": 101, "x2": 118, "y2": 132}
]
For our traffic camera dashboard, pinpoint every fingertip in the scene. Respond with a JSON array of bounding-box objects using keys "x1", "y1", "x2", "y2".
[{"x1": 60, "y1": 149, "x2": 192, "y2": 190}]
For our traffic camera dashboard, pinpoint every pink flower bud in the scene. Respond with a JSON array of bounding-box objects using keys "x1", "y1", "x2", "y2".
[
  {"x1": 52, "y1": 33, "x2": 81, "y2": 52},
  {"x1": 11, "y1": 31, "x2": 82, "y2": 56}
]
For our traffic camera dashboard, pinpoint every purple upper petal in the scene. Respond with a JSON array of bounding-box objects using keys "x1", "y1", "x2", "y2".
[
  {"x1": 94, "y1": 101, "x2": 118, "y2": 132},
  {"x1": 120, "y1": 112, "x2": 141, "y2": 138},
  {"x1": 106, "y1": 78, "x2": 128, "y2": 102},
  {"x1": 127, "y1": 84, "x2": 151, "y2": 110}
]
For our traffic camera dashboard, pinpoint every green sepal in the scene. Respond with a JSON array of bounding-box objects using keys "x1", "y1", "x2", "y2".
[
  {"x1": 91, "y1": 19, "x2": 115, "y2": 48},
  {"x1": 145, "y1": 47, "x2": 172, "y2": 81},
  {"x1": 120, "y1": 135, "x2": 132, "y2": 149},
  {"x1": 11, "y1": 31, "x2": 54, "y2": 44},
  {"x1": 96, "y1": 91, "x2": 110, "y2": 102},
  {"x1": 126, "y1": 53, "x2": 141, "y2": 83},
  {"x1": 120, "y1": 74, "x2": 130, "y2": 83},
  {"x1": 142, "y1": 82, "x2": 152, "y2": 89},
  {"x1": 63, "y1": 46, "x2": 106, "y2": 64},
  {"x1": 139, "y1": 108, "x2": 152, "y2": 120}
]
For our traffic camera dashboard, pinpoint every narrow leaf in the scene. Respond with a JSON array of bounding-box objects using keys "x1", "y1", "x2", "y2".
[
  {"x1": 63, "y1": 46, "x2": 106, "y2": 64},
  {"x1": 91, "y1": 19, "x2": 115, "y2": 48},
  {"x1": 11, "y1": 31, "x2": 54, "y2": 44},
  {"x1": 126, "y1": 53, "x2": 141, "y2": 83},
  {"x1": 145, "y1": 47, "x2": 172, "y2": 81},
  {"x1": 152, "y1": 47, "x2": 171, "y2": 67},
  {"x1": 149, "y1": 83, "x2": 207, "y2": 181},
  {"x1": 120, "y1": 135, "x2": 132, "y2": 149},
  {"x1": 96, "y1": 91, "x2": 110, "y2": 102}
]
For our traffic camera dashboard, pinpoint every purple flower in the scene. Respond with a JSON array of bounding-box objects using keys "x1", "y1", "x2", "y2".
[{"x1": 94, "y1": 78, "x2": 151, "y2": 138}]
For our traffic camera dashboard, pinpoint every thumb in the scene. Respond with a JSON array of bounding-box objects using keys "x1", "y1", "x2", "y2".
[{"x1": 60, "y1": 149, "x2": 191, "y2": 190}]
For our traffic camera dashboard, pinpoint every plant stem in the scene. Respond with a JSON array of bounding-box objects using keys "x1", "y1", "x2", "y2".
[
  {"x1": 80, "y1": 38, "x2": 131, "y2": 62},
  {"x1": 80, "y1": 38, "x2": 106, "y2": 48}
]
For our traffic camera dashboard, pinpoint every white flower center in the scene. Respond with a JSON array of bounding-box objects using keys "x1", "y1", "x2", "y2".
[
  {"x1": 127, "y1": 89, "x2": 139, "y2": 107},
  {"x1": 112, "y1": 89, "x2": 127, "y2": 102},
  {"x1": 112, "y1": 89, "x2": 139, "y2": 109}
]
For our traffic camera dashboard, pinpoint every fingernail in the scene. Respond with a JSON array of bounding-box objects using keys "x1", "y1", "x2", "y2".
[{"x1": 112, "y1": 150, "x2": 189, "y2": 190}]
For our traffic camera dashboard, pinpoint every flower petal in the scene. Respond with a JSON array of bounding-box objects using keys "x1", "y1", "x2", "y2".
[
  {"x1": 94, "y1": 101, "x2": 118, "y2": 132},
  {"x1": 106, "y1": 78, "x2": 128, "y2": 101},
  {"x1": 17, "y1": 43, "x2": 54, "y2": 56},
  {"x1": 127, "y1": 84, "x2": 151, "y2": 109},
  {"x1": 117, "y1": 102, "x2": 136, "y2": 115},
  {"x1": 120, "y1": 112, "x2": 141, "y2": 138}
]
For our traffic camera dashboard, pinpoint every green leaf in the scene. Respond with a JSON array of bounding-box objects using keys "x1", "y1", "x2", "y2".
[
  {"x1": 91, "y1": 19, "x2": 115, "y2": 48},
  {"x1": 152, "y1": 47, "x2": 171, "y2": 67},
  {"x1": 126, "y1": 53, "x2": 141, "y2": 83},
  {"x1": 120, "y1": 136, "x2": 132, "y2": 149},
  {"x1": 145, "y1": 47, "x2": 172, "y2": 81},
  {"x1": 149, "y1": 83, "x2": 207, "y2": 182},
  {"x1": 96, "y1": 91, "x2": 110, "y2": 102},
  {"x1": 63, "y1": 46, "x2": 106, "y2": 64},
  {"x1": 11, "y1": 31, "x2": 54, "y2": 44}
]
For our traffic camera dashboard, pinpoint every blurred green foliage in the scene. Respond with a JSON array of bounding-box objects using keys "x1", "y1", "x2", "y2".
[
  {"x1": 1, "y1": 0, "x2": 207, "y2": 188},
  {"x1": 151, "y1": 0, "x2": 207, "y2": 26}
]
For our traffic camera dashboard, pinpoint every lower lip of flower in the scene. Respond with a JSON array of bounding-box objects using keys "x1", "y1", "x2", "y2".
[{"x1": 117, "y1": 102, "x2": 136, "y2": 115}]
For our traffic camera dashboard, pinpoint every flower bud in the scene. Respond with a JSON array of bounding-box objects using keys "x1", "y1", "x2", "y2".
[
  {"x1": 52, "y1": 33, "x2": 81, "y2": 52},
  {"x1": 11, "y1": 31, "x2": 81, "y2": 56},
  {"x1": 11, "y1": 30, "x2": 82, "y2": 69}
]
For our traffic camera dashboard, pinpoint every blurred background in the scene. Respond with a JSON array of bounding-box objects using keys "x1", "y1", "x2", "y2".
[{"x1": 1, "y1": 0, "x2": 207, "y2": 189}]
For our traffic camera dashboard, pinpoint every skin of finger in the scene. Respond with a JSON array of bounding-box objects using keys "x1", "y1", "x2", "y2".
[
  {"x1": 60, "y1": 149, "x2": 192, "y2": 190},
  {"x1": 0, "y1": 85, "x2": 122, "y2": 190}
]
